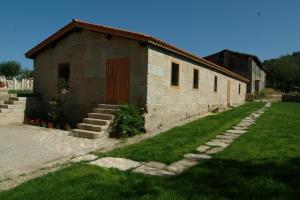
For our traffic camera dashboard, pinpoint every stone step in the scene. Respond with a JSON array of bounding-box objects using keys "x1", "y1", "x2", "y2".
[
  {"x1": 77, "y1": 123, "x2": 108, "y2": 132},
  {"x1": 72, "y1": 129, "x2": 105, "y2": 139},
  {"x1": 98, "y1": 104, "x2": 119, "y2": 110},
  {"x1": 88, "y1": 113, "x2": 114, "y2": 120},
  {"x1": 4, "y1": 100, "x2": 25, "y2": 105},
  {"x1": 0, "y1": 108, "x2": 10, "y2": 113},
  {"x1": 83, "y1": 118, "x2": 110, "y2": 126},
  {"x1": 9, "y1": 97, "x2": 19, "y2": 101},
  {"x1": 9, "y1": 97, "x2": 27, "y2": 101},
  {"x1": 0, "y1": 104, "x2": 18, "y2": 109},
  {"x1": 93, "y1": 108, "x2": 116, "y2": 115}
]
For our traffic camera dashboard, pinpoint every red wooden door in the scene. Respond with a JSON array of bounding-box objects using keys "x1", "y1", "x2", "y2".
[{"x1": 106, "y1": 58, "x2": 130, "y2": 104}]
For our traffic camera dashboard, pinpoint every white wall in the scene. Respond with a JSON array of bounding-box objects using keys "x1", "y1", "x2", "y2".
[{"x1": 0, "y1": 76, "x2": 33, "y2": 90}]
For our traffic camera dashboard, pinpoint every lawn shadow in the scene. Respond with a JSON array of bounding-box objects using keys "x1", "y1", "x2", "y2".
[{"x1": 163, "y1": 157, "x2": 300, "y2": 199}]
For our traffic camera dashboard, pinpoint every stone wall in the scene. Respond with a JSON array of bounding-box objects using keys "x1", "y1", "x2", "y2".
[
  {"x1": 144, "y1": 46, "x2": 246, "y2": 131},
  {"x1": 250, "y1": 59, "x2": 266, "y2": 94},
  {"x1": 282, "y1": 94, "x2": 300, "y2": 102},
  {"x1": 33, "y1": 30, "x2": 148, "y2": 124}
]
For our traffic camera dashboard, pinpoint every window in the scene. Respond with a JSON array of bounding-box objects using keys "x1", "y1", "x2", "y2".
[
  {"x1": 238, "y1": 83, "x2": 241, "y2": 94},
  {"x1": 58, "y1": 63, "x2": 70, "y2": 94},
  {"x1": 171, "y1": 62, "x2": 179, "y2": 86},
  {"x1": 193, "y1": 69, "x2": 199, "y2": 89},
  {"x1": 214, "y1": 76, "x2": 218, "y2": 92}
]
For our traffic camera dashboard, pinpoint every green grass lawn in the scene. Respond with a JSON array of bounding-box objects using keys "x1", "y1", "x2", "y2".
[
  {"x1": 1, "y1": 102, "x2": 300, "y2": 199},
  {"x1": 98, "y1": 102, "x2": 263, "y2": 164}
]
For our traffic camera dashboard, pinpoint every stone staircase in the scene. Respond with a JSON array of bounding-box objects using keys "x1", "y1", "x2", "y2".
[
  {"x1": 0, "y1": 96, "x2": 27, "y2": 125},
  {"x1": 0, "y1": 96, "x2": 26, "y2": 113},
  {"x1": 73, "y1": 104, "x2": 119, "y2": 139}
]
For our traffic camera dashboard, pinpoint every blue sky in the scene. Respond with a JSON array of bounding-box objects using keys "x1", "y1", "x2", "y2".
[{"x1": 1, "y1": 0, "x2": 299, "y2": 69}]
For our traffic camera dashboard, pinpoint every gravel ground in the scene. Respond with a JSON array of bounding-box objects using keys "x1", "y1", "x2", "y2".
[{"x1": 0, "y1": 124, "x2": 119, "y2": 181}]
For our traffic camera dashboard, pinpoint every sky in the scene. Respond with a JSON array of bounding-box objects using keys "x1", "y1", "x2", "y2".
[{"x1": 0, "y1": 0, "x2": 299, "y2": 69}]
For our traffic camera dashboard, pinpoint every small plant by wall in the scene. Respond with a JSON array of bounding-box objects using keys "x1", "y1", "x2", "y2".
[
  {"x1": 48, "y1": 97, "x2": 66, "y2": 129},
  {"x1": 111, "y1": 104, "x2": 145, "y2": 138}
]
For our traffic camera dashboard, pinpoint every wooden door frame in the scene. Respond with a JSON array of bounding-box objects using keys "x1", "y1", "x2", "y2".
[{"x1": 227, "y1": 80, "x2": 231, "y2": 106}]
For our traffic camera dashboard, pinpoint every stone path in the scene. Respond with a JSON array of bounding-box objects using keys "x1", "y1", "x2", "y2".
[{"x1": 83, "y1": 102, "x2": 271, "y2": 177}]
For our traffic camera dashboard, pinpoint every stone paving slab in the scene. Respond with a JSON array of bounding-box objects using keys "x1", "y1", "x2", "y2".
[
  {"x1": 236, "y1": 122, "x2": 253, "y2": 127},
  {"x1": 226, "y1": 129, "x2": 247, "y2": 134},
  {"x1": 232, "y1": 126, "x2": 248, "y2": 130},
  {"x1": 196, "y1": 145, "x2": 211, "y2": 153},
  {"x1": 222, "y1": 133, "x2": 240, "y2": 139},
  {"x1": 210, "y1": 138, "x2": 233, "y2": 144},
  {"x1": 241, "y1": 119, "x2": 255, "y2": 123},
  {"x1": 184, "y1": 153, "x2": 212, "y2": 160},
  {"x1": 166, "y1": 159, "x2": 198, "y2": 173},
  {"x1": 251, "y1": 113, "x2": 261, "y2": 118},
  {"x1": 216, "y1": 134, "x2": 236, "y2": 140},
  {"x1": 206, "y1": 146, "x2": 225, "y2": 155},
  {"x1": 133, "y1": 165, "x2": 175, "y2": 176},
  {"x1": 89, "y1": 157, "x2": 141, "y2": 171},
  {"x1": 144, "y1": 161, "x2": 167, "y2": 170},
  {"x1": 205, "y1": 141, "x2": 229, "y2": 148},
  {"x1": 71, "y1": 154, "x2": 98, "y2": 163}
]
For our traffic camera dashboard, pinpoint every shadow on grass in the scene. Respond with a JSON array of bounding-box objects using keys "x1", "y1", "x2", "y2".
[
  {"x1": 1, "y1": 158, "x2": 299, "y2": 200},
  {"x1": 163, "y1": 157, "x2": 300, "y2": 199}
]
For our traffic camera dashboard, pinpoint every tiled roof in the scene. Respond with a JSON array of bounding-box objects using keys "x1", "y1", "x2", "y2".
[
  {"x1": 205, "y1": 49, "x2": 265, "y2": 71},
  {"x1": 25, "y1": 19, "x2": 249, "y2": 82}
]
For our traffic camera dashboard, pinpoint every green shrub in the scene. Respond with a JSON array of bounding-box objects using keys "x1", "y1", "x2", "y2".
[
  {"x1": 8, "y1": 90, "x2": 35, "y2": 97},
  {"x1": 19, "y1": 69, "x2": 34, "y2": 80},
  {"x1": 254, "y1": 88, "x2": 274, "y2": 99},
  {"x1": 48, "y1": 97, "x2": 66, "y2": 126},
  {"x1": 25, "y1": 101, "x2": 47, "y2": 119},
  {"x1": 112, "y1": 104, "x2": 144, "y2": 138}
]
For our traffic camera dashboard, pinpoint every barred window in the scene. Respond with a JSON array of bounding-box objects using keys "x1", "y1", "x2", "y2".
[{"x1": 58, "y1": 63, "x2": 70, "y2": 94}]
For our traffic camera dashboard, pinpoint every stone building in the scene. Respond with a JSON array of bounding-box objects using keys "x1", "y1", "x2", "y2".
[
  {"x1": 204, "y1": 49, "x2": 266, "y2": 94},
  {"x1": 25, "y1": 20, "x2": 248, "y2": 137}
]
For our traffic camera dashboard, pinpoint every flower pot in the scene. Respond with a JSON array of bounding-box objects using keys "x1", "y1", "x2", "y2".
[
  {"x1": 64, "y1": 123, "x2": 71, "y2": 131},
  {"x1": 47, "y1": 122, "x2": 53, "y2": 128},
  {"x1": 109, "y1": 132, "x2": 121, "y2": 139},
  {"x1": 29, "y1": 119, "x2": 35, "y2": 125},
  {"x1": 0, "y1": 81, "x2": 5, "y2": 88},
  {"x1": 35, "y1": 119, "x2": 41, "y2": 126}
]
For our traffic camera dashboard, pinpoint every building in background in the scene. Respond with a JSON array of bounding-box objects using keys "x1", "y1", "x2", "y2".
[{"x1": 205, "y1": 49, "x2": 266, "y2": 94}]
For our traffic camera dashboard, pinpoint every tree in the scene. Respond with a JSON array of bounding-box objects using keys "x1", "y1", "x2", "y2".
[
  {"x1": 263, "y1": 52, "x2": 300, "y2": 93},
  {"x1": 0, "y1": 60, "x2": 21, "y2": 79},
  {"x1": 19, "y1": 68, "x2": 34, "y2": 80}
]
